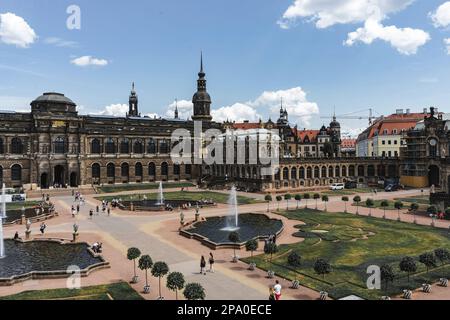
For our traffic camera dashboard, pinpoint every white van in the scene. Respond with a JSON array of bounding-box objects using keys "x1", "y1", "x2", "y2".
[{"x1": 330, "y1": 183, "x2": 345, "y2": 191}]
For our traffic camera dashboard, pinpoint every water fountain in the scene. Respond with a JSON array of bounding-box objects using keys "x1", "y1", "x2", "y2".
[
  {"x1": 0, "y1": 184, "x2": 6, "y2": 258},
  {"x1": 180, "y1": 185, "x2": 284, "y2": 249},
  {"x1": 222, "y1": 186, "x2": 239, "y2": 231},
  {"x1": 156, "y1": 182, "x2": 165, "y2": 206}
]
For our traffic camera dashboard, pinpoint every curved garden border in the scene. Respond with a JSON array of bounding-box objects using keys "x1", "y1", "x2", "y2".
[
  {"x1": 180, "y1": 213, "x2": 284, "y2": 250},
  {"x1": 0, "y1": 238, "x2": 110, "y2": 286},
  {"x1": 3, "y1": 212, "x2": 59, "y2": 227}
]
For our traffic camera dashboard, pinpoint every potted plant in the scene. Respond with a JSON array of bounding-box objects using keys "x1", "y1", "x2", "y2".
[
  {"x1": 166, "y1": 272, "x2": 185, "y2": 300},
  {"x1": 353, "y1": 196, "x2": 361, "y2": 215},
  {"x1": 228, "y1": 231, "x2": 241, "y2": 262},
  {"x1": 265, "y1": 195, "x2": 272, "y2": 212},
  {"x1": 342, "y1": 196, "x2": 349, "y2": 213},
  {"x1": 127, "y1": 247, "x2": 142, "y2": 284},
  {"x1": 138, "y1": 254, "x2": 153, "y2": 294},
  {"x1": 183, "y1": 283, "x2": 206, "y2": 300},
  {"x1": 152, "y1": 261, "x2": 170, "y2": 300}
]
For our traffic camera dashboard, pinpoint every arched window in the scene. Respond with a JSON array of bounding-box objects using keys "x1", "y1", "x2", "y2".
[
  {"x1": 159, "y1": 140, "x2": 169, "y2": 154},
  {"x1": 135, "y1": 162, "x2": 143, "y2": 178},
  {"x1": 105, "y1": 138, "x2": 116, "y2": 154},
  {"x1": 328, "y1": 167, "x2": 334, "y2": 178},
  {"x1": 358, "y1": 165, "x2": 365, "y2": 177},
  {"x1": 314, "y1": 166, "x2": 320, "y2": 178},
  {"x1": 149, "y1": 163, "x2": 156, "y2": 176},
  {"x1": 54, "y1": 137, "x2": 65, "y2": 154},
  {"x1": 148, "y1": 139, "x2": 157, "y2": 154},
  {"x1": 11, "y1": 164, "x2": 22, "y2": 181},
  {"x1": 367, "y1": 165, "x2": 375, "y2": 177},
  {"x1": 91, "y1": 139, "x2": 101, "y2": 154},
  {"x1": 321, "y1": 166, "x2": 327, "y2": 178},
  {"x1": 92, "y1": 163, "x2": 101, "y2": 178},
  {"x1": 291, "y1": 167, "x2": 297, "y2": 180},
  {"x1": 120, "y1": 139, "x2": 130, "y2": 154},
  {"x1": 11, "y1": 137, "x2": 23, "y2": 154},
  {"x1": 299, "y1": 167, "x2": 305, "y2": 179},
  {"x1": 134, "y1": 140, "x2": 144, "y2": 154},
  {"x1": 161, "y1": 162, "x2": 169, "y2": 176},
  {"x1": 107, "y1": 163, "x2": 115, "y2": 178},
  {"x1": 307, "y1": 167, "x2": 313, "y2": 179},
  {"x1": 174, "y1": 164, "x2": 180, "y2": 175},
  {"x1": 121, "y1": 163, "x2": 130, "y2": 177},
  {"x1": 185, "y1": 164, "x2": 192, "y2": 175},
  {"x1": 335, "y1": 166, "x2": 340, "y2": 177},
  {"x1": 283, "y1": 167, "x2": 289, "y2": 180},
  {"x1": 0, "y1": 166, "x2": 3, "y2": 185},
  {"x1": 0, "y1": 138, "x2": 4, "y2": 154},
  {"x1": 342, "y1": 166, "x2": 347, "y2": 177},
  {"x1": 349, "y1": 165, "x2": 355, "y2": 177}
]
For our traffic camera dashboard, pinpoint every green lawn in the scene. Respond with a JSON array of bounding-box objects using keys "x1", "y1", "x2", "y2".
[
  {"x1": 6, "y1": 201, "x2": 42, "y2": 210},
  {"x1": 0, "y1": 282, "x2": 143, "y2": 300},
  {"x1": 242, "y1": 209, "x2": 450, "y2": 300},
  {"x1": 320, "y1": 188, "x2": 382, "y2": 197},
  {"x1": 95, "y1": 182, "x2": 195, "y2": 194},
  {"x1": 96, "y1": 191, "x2": 261, "y2": 205},
  {"x1": 395, "y1": 195, "x2": 431, "y2": 206}
]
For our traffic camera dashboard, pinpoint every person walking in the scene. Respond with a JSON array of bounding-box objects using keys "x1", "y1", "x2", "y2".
[
  {"x1": 89, "y1": 209, "x2": 94, "y2": 219},
  {"x1": 76, "y1": 204, "x2": 80, "y2": 214},
  {"x1": 209, "y1": 253, "x2": 215, "y2": 273},
  {"x1": 200, "y1": 256, "x2": 207, "y2": 275},
  {"x1": 39, "y1": 222, "x2": 46, "y2": 235},
  {"x1": 107, "y1": 207, "x2": 111, "y2": 216},
  {"x1": 96, "y1": 205, "x2": 100, "y2": 215},
  {"x1": 273, "y1": 280, "x2": 282, "y2": 301}
]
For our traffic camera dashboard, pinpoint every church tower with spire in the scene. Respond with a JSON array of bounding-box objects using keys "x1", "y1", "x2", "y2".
[
  {"x1": 192, "y1": 53, "x2": 212, "y2": 121},
  {"x1": 128, "y1": 82, "x2": 139, "y2": 117}
]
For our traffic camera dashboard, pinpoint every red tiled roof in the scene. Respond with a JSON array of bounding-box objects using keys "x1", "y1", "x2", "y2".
[
  {"x1": 365, "y1": 113, "x2": 428, "y2": 139},
  {"x1": 232, "y1": 122, "x2": 262, "y2": 130},
  {"x1": 341, "y1": 139, "x2": 356, "y2": 148},
  {"x1": 294, "y1": 129, "x2": 320, "y2": 143}
]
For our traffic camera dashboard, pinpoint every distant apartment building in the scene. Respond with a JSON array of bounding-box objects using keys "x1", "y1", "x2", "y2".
[
  {"x1": 356, "y1": 109, "x2": 429, "y2": 158},
  {"x1": 341, "y1": 139, "x2": 356, "y2": 157}
]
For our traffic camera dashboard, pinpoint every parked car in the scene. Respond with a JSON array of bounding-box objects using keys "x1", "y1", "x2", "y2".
[
  {"x1": 345, "y1": 181, "x2": 358, "y2": 189},
  {"x1": 330, "y1": 183, "x2": 345, "y2": 191},
  {"x1": 385, "y1": 184, "x2": 403, "y2": 192}
]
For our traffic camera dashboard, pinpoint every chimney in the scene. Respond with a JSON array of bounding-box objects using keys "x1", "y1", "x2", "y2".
[
  {"x1": 423, "y1": 108, "x2": 428, "y2": 114},
  {"x1": 396, "y1": 109, "x2": 403, "y2": 115},
  {"x1": 406, "y1": 109, "x2": 410, "y2": 115}
]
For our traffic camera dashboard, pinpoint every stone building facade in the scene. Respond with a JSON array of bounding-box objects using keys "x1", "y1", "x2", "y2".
[{"x1": 0, "y1": 59, "x2": 220, "y2": 190}]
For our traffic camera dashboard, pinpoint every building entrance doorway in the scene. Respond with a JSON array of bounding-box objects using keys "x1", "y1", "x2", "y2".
[
  {"x1": 40, "y1": 173, "x2": 49, "y2": 189},
  {"x1": 54, "y1": 165, "x2": 65, "y2": 187}
]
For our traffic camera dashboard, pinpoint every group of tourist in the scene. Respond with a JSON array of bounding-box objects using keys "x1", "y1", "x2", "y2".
[
  {"x1": 73, "y1": 191, "x2": 85, "y2": 204},
  {"x1": 91, "y1": 242, "x2": 103, "y2": 253},
  {"x1": 200, "y1": 253, "x2": 215, "y2": 275}
]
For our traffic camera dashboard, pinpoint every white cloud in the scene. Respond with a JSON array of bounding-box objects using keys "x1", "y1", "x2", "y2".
[
  {"x1": 278, "y1": 0, "x2": 414, "y2": 29},
  {"x1": 210, "y1": 87, "x2": 319, "y2": 125},
  {"x1": 430, "y1": 1, "x2": 450, "y2": 28},
  {"x1": 45, "y1": 37, "x2": 78, "y2": 48},
  {"x1": 70, "y1": 55, "x2": 108, "y2": 67},
  {"x1": 341, "y1": 125, "x2": 365, "y2": 138},
  {"x1": 90, "y1": 104, "x2": 128, "y2": 117},
  {"x1": 0, "y1": 12, "x2": 37, "y2": 48},
  {"x1": 345, "y1": 17, "x2": 430, "y2": 55},
  {"x1": 166, "y1": 99, "x2": 193, "y2": 120},
  {"x1": 278, "y1": 0, "x2": 429, "y2": 55},
  {"x1": 445, "y1": 38, "x2": 450, "y2": 54},
  {"x1": 212, "y1": 103, "x2": 262, "y2": 123}
]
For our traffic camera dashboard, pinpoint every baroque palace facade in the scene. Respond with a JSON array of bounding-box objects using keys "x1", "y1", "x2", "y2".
[
  {"x1": 0, "y1": 58, "x2": 220, "y2": 190},
  {"x1": 0, "y1": 57, "x2": 427, "y2": 193}
]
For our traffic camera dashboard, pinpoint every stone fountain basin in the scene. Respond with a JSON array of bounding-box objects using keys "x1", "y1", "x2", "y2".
[
  {"x1": 3, "y1": 207, "x2": 54, "y2": 226},
  {"x1": 120, "y1": 200, "x2": 216, "y2": 212},
  {"x1": 180, "y1": 213, "x2": 284, "y2": 250},
  {"x1": 0, "y1": 239, "x2": 109, "y2": 286}
]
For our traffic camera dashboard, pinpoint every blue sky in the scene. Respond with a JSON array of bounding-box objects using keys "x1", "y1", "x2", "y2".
[{"x1": 0, "y1": 0, "x2": 450, "y2": 136}]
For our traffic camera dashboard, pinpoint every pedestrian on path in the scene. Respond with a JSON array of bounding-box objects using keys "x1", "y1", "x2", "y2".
[
  {"x1": 209, "y1": 253, "x2": 215, "y2": 273},
  {"x1": 39, "y1": 222, "x2": 46, "y2": 235},
  {"x1": 107, "y1": 207, "x2": 111, "y2": 216},
  {"x1": 273, "y1": 280, "x2": 282, "y2": 301},
  {"x1": 96, "y1": 205, "x2": 100, "y2": 215},
  {"x1": 200, "y1": 256, "x2": 206, "y2": 275},
  {"x1": 89, "y1": 209, "x2": 93, "y2": 219}
]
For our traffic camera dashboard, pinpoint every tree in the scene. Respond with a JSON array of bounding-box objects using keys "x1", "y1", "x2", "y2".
[
  {"x1": 138, "y1": 255, "x2": 153, "y2": 291},
  {"x1": 380, "y1": 200, "x2": 389, "y2": 219},
  {"x1": 322, "y1": 195, "x2": 329, "y2": 212},
  {"x1": 265, "y1": 195, "x2": 272, "y2": 212},
  {"x1": 410, "y1": 203, "x2": 419, "y2": 223},
  {"x1": 380, "y1": 264, "x2": 395, "y2": 291},
  {"x1": 365, "y1": 198, "x2": 374, "y2": 216},
  {"x1": 152, "y1": 261, "x2": 170, "y2": 299},
  {"x1": 313, "y1": 193, "x2": 321, "y2": 210},
  {"x1": 166, "y1": 272, "x2": 185, "y2": 300},
  {"x1": 294, "y1": 194, "x2": 302, "y2": 210},
  {"x1": 285, "y1": 194, "x2": 292, "y2": 210},
  {"x1": 353, "y1": 196, "x2": 361, "y2": 215},
  {"x1": 276, "y1": 196, "x2": 283, "y2": 211},
  {"x1": 323, "y1": 141, "x2": 333, "y2": 158},
  {"x1": 399, "y1": 256, "x2": 417, "y2": 282},
  {"x1": 303, "y1": 193, "x2": 311, "y2": 209},
  {"x1": 183, "y1": 283, "x2": 206, "y2": 300},
  {"x1": 245, "y1": 239, "x2": 259, "y2": 257},
  {"x1": 228, "y1": 232, "x2": 241, "y2": 261},
  {"x1": 287, "y1": 252, "x2": 302, "y2": 268},
  {"x1": 342, "y1": 196, "x2": 349, "y2": 213},
  {"x1": 434, "y1": 248, "x2": 450, "y2": 266},
  {"x1": 266, "y1": 242, "x2": 278, "y2": 262},
  {"x1": 419, "y1": 252, "x2": 437, "y2": 273},
  {"x1": 394, "y1": 201, "x2": 403, "y2": 221},
  {"x1": 127, "y1": 247, "x2": 141, "y2": 283},
  {"x1": 314, "y1": 259, "x2": 331, "y2": 280}
]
